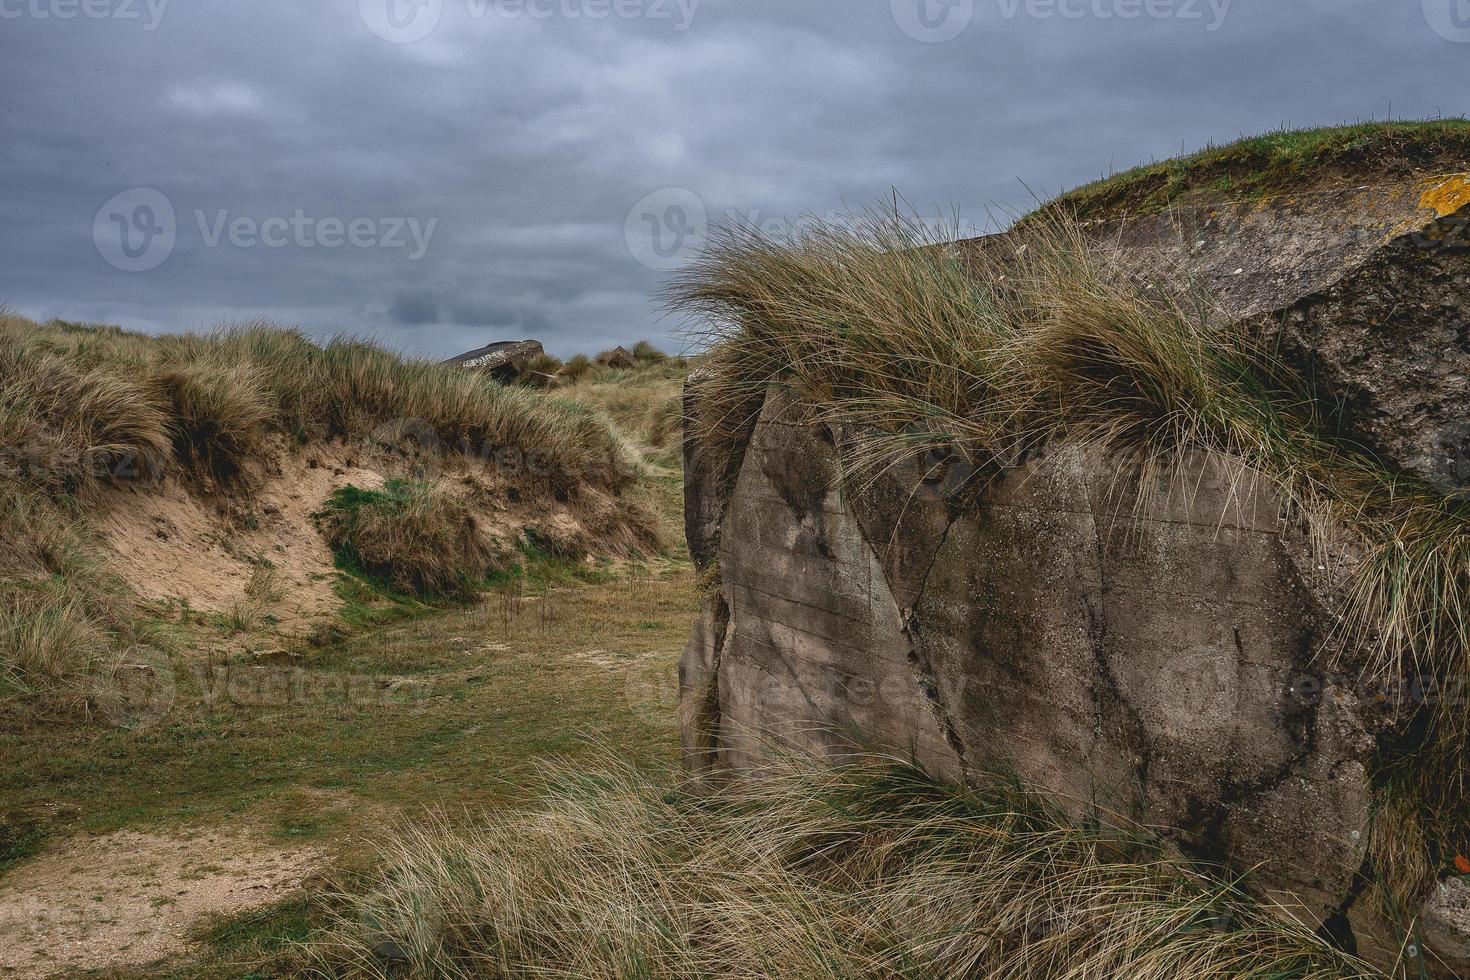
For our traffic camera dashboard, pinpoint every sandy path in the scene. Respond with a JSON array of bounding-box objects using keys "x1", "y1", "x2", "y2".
[{"x1": 0, "y1": 826, "x2": 321, "y2": 978}]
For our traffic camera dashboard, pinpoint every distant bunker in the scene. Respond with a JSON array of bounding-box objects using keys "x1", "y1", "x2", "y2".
[{"x1": 444, "y1": 339, "x2": 545, "y2": 383}]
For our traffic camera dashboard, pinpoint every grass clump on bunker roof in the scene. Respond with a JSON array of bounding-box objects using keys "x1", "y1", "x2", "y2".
[
  {"x1": 1045, "y1": 119, "x2": 1470, "y2": 219},
  {"x1": 669, "y1": 202, "x2": 1470, "y2": 918}
]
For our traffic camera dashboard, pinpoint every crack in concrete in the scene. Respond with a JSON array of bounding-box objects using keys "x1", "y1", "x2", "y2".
[{"x1": 886, "y1": 507, "x2": 971, "y2": 777}]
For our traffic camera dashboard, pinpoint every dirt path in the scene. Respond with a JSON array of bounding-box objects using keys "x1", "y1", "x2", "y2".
[
  {"x1": 0, "y1": 825, "x2": 322, "y2": 978},
  {"x1": 0, "y1": 560, "x2": 697, "y2": 978}
]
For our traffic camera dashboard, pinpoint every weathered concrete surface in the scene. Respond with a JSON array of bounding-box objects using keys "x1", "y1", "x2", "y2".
[
  {"x1": 909, "y1": 445, "x2": 1376, "y2": 918},
  {"x1": 682, "y1": 368, "x2": 741, "y2": 572},
  {"x1": 688, "y1": 391, "x2": 963, "y2": 780},
  {"x1": 678, "y1": 590, "x2": 728, "y2": 775},
  {"x1": 996, "y1": 175, "x2": 1470, "y2": 494},
  {"x1": 597, "y1": 346, "x2": 638, "y2": 369},
  {"x1": 685, "y1": 389, "x2": 1375, "y2": 911},
  {"x1": 1422, "y1": 878, "x2": 1470, "y2": 977},
  {"x1": 681, "y1": 176, "x2": 1470, "y2": 969}
]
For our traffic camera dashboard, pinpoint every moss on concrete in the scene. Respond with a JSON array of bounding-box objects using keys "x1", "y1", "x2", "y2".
[{"x1": 1049, "y1": 120, "x2": 1470, "y2": 220}]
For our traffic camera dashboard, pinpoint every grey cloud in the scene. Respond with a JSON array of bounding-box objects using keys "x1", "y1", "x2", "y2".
[
  {"x1": 0, "y1": 0, "x2": 1463, "y2": 358},
  {"x1": 389, "y1": 290, "x2": 441, "y2": 326}
]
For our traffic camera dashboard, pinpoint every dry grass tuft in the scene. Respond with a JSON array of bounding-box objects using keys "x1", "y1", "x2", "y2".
[
  {"x1": 516, "y1": 352, "x2": 565, "y2": 387},
  {"x1": 315, "y1": 756, "x2": 1380, "y2": 979},
  {"x1": 562, "y1": 357, "x2": 691, "y2": 471},
  {"x1": 632, "y1": 339, "x2": 669, "y2": 364},
  {"x1": 560, "y1": 353, "x2": 595, "y2": 383},
  {"x1": 0, "y1": 483, "x2": 166, "y2": 715},
  {"x1": 316, "y1": 480, "x2": 504, "y2": 599}
]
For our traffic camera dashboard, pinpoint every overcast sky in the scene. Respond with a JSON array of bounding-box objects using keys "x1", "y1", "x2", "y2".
[{"x1": 1, "y1": 0, "x2": 1465, "y2": 358}]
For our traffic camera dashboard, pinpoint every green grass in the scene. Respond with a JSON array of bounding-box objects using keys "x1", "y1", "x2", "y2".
[
  {"x1": 1047, "y1": 119, "x2": 1470, "y2": 218},
  {"x1": 0, "y1": 562, "x2": 698, "y2": 884},
  {"x1": 75, "y1": 897, "x2": 318, "y2": 979},
  {"x1": 316, "y1": 480, "x2": 503, "y2": 599}
]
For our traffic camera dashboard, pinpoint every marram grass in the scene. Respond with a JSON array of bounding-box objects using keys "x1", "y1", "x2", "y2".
[
  {"x1": 0, "y1": 313, "x2": 636, "y2": 491},
  {"x1": 0, "y1": 313, "x2": 639, "y2": 713},
  {"x1": 313, "y1": 756, "x2": 1382, "y2": 979},
  {"x1": 668, "y1": 207, "x2": 1470, "y2": 908}
]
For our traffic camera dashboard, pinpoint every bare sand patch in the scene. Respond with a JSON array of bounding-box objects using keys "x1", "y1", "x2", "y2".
[{"x1": 0, "y1": 824, "x2": 323, "y2": 978}]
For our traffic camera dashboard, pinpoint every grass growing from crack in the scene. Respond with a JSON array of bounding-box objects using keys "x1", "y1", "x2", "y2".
[{"x1": 670, "y1": 203, "x2": 1470, "y2": 912}]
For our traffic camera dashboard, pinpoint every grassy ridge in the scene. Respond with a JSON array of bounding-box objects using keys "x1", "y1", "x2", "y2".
[
  {"x1": 1047, "y1": 119, "x2": 1470, "y2": 218},
  {"x1": 669, "y1": 205, "x2": 1470, "y2": 915},
  {"x1": 317, "y1": 757, "x2": 1377, "y2": 979},
  {"x1": 0, "y1": 314, "x2": 636, "y2": 491}
]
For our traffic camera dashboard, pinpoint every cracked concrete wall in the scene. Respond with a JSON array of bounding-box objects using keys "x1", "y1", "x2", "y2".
[
  {"x1": 679, "y1": 178, "x2": 1470, "y2": 974},
  {"x1": 908, "y1": 445, "x2": 1375, "y2": 920},
  {"x1": 689, "y1": 392, "x2": 963, "y2": 781},
  {"x1": 686, "y1": 389, "x2": 1373, "y2": 911}
]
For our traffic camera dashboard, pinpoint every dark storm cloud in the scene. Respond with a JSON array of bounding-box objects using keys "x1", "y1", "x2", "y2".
[{"x1": 0, "y1": 0, "x2": 1464, "y2": 357}]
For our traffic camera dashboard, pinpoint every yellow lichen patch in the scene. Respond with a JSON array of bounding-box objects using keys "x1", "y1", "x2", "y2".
[{"x1": 1419, "y1": 174, "x2": 1470, "y2": 217}]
